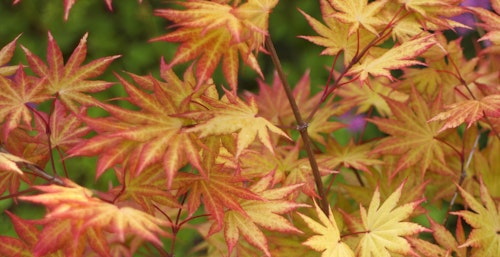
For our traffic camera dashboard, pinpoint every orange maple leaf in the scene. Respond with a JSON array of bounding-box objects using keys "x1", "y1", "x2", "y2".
[
  {"x1": 22, "y1": 32, "x2": 120, "y2": 112},
  {"x1": 298, "y1": 201, "x2": 355, "y2": 257},
  {"x1": 111, "y1": 164, "x2": 181, "y2": 214},
  {"x1": 349, "y1": 35, "x2": 436, "y2": 83},
  {"x1": 451, "y1": 180, "x2": 500, "y2": 256},
  {"x1": 429, "y1": 94, "x2": 500, "y2": 133},
  {"x1": 343, "y1": 182, "x2": 427, "y2": 257},
  {"x1": 68, "y1": 72, "x2": 205, "y2": 185},
  {"x1": 153, "y1": 0, "x2": 272, "y2": 90},
  {"x1": 369, "y1": 87, "x2": 447, "y2": 177},
  {"x1": 49, "y1": 100, "x2": 90, "y2": 151},
  {"x1": 223, "y1": 172, "x2": 306, "y2": 257},
  {"x1": 173, "y1": 170, "x2": 263, "y2": 233},
  {"x1": 0, "y1": 211, "x2": 41, "y2": 257},
  {"x1": 0, "y1": 35, "x2": 21, "y2": 77},
  {"x1": 0, "y1": 65, "x2": 49, "y2": 139},
  {"x1": 19, "y1": 179, "x2": 170, "y2": 249}
]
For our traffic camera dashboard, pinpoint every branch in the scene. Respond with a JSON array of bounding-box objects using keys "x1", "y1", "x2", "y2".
[
  {"x1": 0, "y1": 145, "x2": 65, "y2": 186},
  {"x1": 265, "y1": 36, "x2": 329, "y2": 215}
]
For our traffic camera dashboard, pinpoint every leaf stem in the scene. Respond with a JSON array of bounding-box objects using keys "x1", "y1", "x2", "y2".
[{"x1": 265, "y1": 36, "x2": 329, "y2": 215}]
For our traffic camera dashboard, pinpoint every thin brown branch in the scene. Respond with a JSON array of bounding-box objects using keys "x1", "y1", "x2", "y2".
[
  {"x1": 265, "y1": 36, "x2": 329, "y2": 215},
  {"x1": 0, "y1": 145, "x2": 65, "y2": 186}
]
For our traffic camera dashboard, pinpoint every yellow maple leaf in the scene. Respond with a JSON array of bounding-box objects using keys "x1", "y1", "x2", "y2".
[
  {"x1": 298, "y1": 201, "x2": 355, "y2": 257},
  {"x1": 182, "y1": 92, "x2": 290, "y2": 157},
  {"x1": 298, "y1": 0, "x2": 376, "y2": 65},
  {"x1": 349, "y1": 35, "x2": 436, "y2": 83},
  {"x1": 451, "y1": 181, "x2": 500, "y2": 257},
  {"x1": 0, "y1": 151, "x2": 31, "y2": 175},
  {"x1": 336, "y1": 77, "x2": 409, "y2": 117},
  {"x1": 355, "y1": 182, "x2": 427, "y2": 257},
  {"x1": 330, "y1": 0, "x2": 387, "y2": 36}
]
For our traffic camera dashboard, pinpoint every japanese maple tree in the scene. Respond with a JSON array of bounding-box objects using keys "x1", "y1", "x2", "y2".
[{"x1": 1, "y1": 0, "x2": 500, "y2": 256}]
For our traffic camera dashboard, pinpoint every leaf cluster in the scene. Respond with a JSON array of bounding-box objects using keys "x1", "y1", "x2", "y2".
[{"x1": 1, "y1": 0, "x2": 500, "y2": 256}]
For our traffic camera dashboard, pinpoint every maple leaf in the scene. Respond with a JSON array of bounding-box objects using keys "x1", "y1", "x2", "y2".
[
  {"x1": 429, "y1": 94, "x2": 500, "y2": 133},
  {"x1": 318, "y1": 139, "x2": 383, "y2": 173},
  {"x1": 68, "y1": 72, "x2": 205, "y2": 185},
  {"x1": 182, "y1": 92, "x2": 290, "y2": 157},
  {"x1": 173, "y1": 169, "x2": 263, "y2": 233},
  {"x1": 298, "y1": 201, "x2": 355, "y2": 257},
  {"x1": 343, "y1": 182, "x2": 427, "y2": 257},
  {"x1": 0, "y1": 65, "x2": 49, "y2": 140},
  {"x1": 0, "y1": 35, "x2": 21, "y2": 77},
  {"x1": 451, "y1": 180, "x2": 500, "y2": 257},
  {"x1": 19, "y1": 179, "x2": 170, "y2": 249},
  {"x1": 153, "y1": 0, "x2": 270, "y2": 90},
  {"x1": 369, "y1": 87, "x2": 447, "y2": 177},
  {"x1": 298, "y1": 0, "x2": 376, "y2": 65},
  {"x1": 417, "y1": 215, "x2": 467, "y2": 257},
  {"x1": 470, "y1": 6, "x2": 500, "y2": 54},
  {"x1": 22, "y1": 32, "x2": 120, "y2": 112},
  {"x1": 233, "y1": 0, "x2": 278, "y2": 49},
  {"x1": 223, "y1": 172, "x2": 306, "y2": 256},
  {"x1": 399, "y1": 0, "x2": 469, "y2": 33},
  {"x1": 239, "y1": 143, "x2": 334, "y2": 199},
  {"x1": 111, "y1": 164, "x2": 181, "y2": 214},
  {"x1": 349, "y1": 35, "x2": 436, "y2": 83},
  {"x1": 0, "y1": 149, "x2": 32, "y2": 175},
  {"x1": 330, "y1": 0, "x2": 387, "y2": 36},
  {"x1": 247, "y1": 70, "x2": 335, "y2": 130},
  {"x1": 0, "y1": 211, "x2": 41, "y2": 257},
  {"x1": 336, "y1": 77, "x2": 409, "y2": 117},
  {"x1": 49, "y1": 100, "x2": 90, "y2": 151},
  {"x1": 307, "y1": 104, "x2": 345, "y2": 145}
]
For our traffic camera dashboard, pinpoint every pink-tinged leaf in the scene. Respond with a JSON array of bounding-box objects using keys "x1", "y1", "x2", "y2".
[
  {"x1": 429, "y1": 94, "x2": 500, "y2": 133},
  {"x1": 349, "y1": 35, "x2": 436, "y2": 83},
  {"x1": 223, "y1": 172, "x2": 306, "y2": 256},
  {"x1": 451, "y1": 180, "x2": 500, "y2": 256},
  {"x1": 174, "y1": 171, "x2": 263, "y2": 233},
  {"x1": 0, "y1": 34, "x2": 21, "y2": 77},
  {"x1": 5, "y1": 211, "x2": 39, "y2": 246},
  {"x1": 33, "y1": 219, "x2": 75, "y2": 256},
  {"x1": 0, "y1": 152, "x2": 29, "y2": 175},
  {"x1": 0, "y1": 236, "x2": 30, "y2": 257},
  {"x1": 22, "y1": 32, "x2": 120, "y2": 112},
  {"x1": 0, "y1": 65, "x2": 49, "y2": 140}
]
